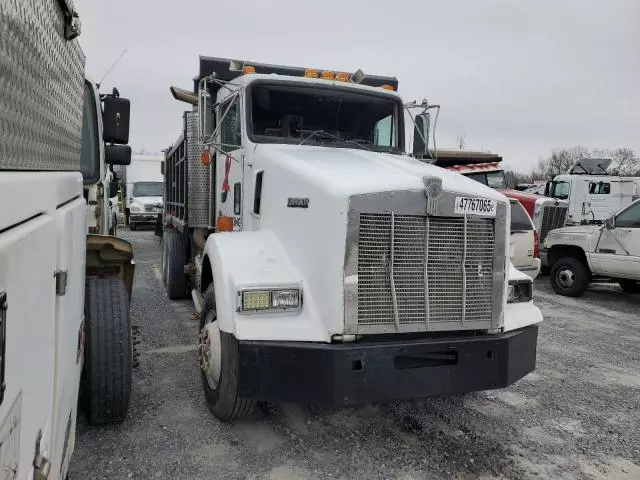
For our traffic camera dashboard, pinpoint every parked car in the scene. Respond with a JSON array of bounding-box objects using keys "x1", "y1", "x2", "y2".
[
  {"x1": 543, "y1": 198, "x2": 640, "y2": 296},
  {"x1": 510, "y1": 199, "x2": 541, "y2": 280}
]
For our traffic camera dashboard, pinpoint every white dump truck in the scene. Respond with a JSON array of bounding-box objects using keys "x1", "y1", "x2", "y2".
[
  {"x1": 122, "y1": 155, "x2": 164, "y2": 230},
  {"x1": 160, "y1": 57, "x2": 542, "y2": 421},
  {"x1": 0, "y1": 1, "x2": 135, "y2": 478}
]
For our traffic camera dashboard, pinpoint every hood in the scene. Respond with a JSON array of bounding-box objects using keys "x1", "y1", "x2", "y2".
[
  {"x1": 548, "y1": 224, "x2": 600, "y2": 236},
  {"x1": 257, "y1": 144, "x2": 508, "y2": 202},
  {"x1": 131, "y1": 196, "x2": 163, "y2": 206}
]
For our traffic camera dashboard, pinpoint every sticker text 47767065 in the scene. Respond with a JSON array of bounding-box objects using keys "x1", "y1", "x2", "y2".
[{"x1": 454, "y1": 197, "x2": 497, "y2": 217}]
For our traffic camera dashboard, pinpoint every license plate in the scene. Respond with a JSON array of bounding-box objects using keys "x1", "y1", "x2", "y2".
[{"x1": 455, "y1": 197, "x2": 497, "y2": 217}]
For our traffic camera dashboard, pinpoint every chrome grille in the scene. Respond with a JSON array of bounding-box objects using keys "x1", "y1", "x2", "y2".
[
  {"x1": 540, "y1": 205, "x2": 567, "y2": 243},
  {"x1": 357, "y1": 214, "x2": 495, "y2": 328}
]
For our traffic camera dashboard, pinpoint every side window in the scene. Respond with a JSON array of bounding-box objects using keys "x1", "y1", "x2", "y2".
[
  {"x1": 616, "y1": 202, "x2": 640, "y2": 228},
  {"x1": 218, "y1": 97, "x2": 241, "y2": 153},
  {"x1": 589, "y1": 182, "x2": 611, "y2": 194},
  {"x1": 372, "y1": 115, "x2": 395, "y2": 147}
]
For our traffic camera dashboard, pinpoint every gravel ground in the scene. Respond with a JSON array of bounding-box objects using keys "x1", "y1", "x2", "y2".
[{"x1": 69, "y1": 229, "x2": 640, "y2": 480}]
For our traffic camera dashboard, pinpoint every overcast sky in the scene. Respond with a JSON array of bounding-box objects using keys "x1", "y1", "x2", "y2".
[{"x1": 76, "y1": 0, "x2": 639, "y2": 172}]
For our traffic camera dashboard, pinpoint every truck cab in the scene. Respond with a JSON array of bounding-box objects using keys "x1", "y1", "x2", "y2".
[
  {"x1": 162, "y1": 57, "x2": 542, "y2": 421},
  {"x1": 546, "y1": 158, "x2": 640, "y2": 226},
  {"x1": 123, "y1": 155, "x2": 164, "y2": 230},
  {"x1": 544, "y1": 198, "x2": 640, "y2": 296}
]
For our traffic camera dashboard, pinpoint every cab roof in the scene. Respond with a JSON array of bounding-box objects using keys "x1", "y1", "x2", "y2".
[{"x1": 193, "y1": 56, "x2": 399, "y2": 96}]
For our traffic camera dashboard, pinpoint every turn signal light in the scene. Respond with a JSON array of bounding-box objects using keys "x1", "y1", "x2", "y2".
[
  {"x1": 216, "y1": 216, "x2": 234, "y2": 232},
  {"x1": 381, "y1": 84, "x2": 395, "y2": 91},
  {"x1": 200, "y1": 151, "x2": 211, "y2": 166},
  {"x1": 304, "y1": 68, "x2": 319, "y2": 78},
  {"x1": 321, "y1": 71, "x2": 335, "y2": 80},
  {"x1": 335, "y1": 72, "x2": 349, "y2": 82},
  {"x1": 243, "y1": 65, "x2": 256, "y2": 74}
]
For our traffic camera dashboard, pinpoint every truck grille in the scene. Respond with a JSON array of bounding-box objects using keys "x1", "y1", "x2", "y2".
[
  {"x1": 357, "y1": 213, "x2": 495, "y2": 328},
  {"x1": 540, "y1": 205, "x2": 567, "y2": 242}
]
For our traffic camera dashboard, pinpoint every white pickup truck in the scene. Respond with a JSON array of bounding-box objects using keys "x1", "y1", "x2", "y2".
[{"x1": 543, "y1": 198, "x2": 640, "y2": 296}]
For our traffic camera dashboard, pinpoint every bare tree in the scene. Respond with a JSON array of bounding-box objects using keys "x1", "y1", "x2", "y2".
[
  {"x1": 608, "y1": 148, "x2": 639, "y2": 176},
  {"x1": 456, "y1": 135, "x2": 466, "y2": 151},
  {"x1": 536, "y1": 145, "x2": 591, "y2": 179}
]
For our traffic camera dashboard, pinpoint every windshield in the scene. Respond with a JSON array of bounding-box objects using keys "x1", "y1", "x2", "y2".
[
  {"x1": 249, "y1": 83, "x2": 403, "y2": 153},
  {"x1": 550, "y1": 181, "x2": 570, "y2": 199},
  {"x1": 510, "y1": 201, "x2": 533, "y2": 231},
  {"x1": 464, "y1": 171, "x2": 506, "y2": 189},
  {"x1": 80, "y1": 81, "x2": 100, "y2": 184},
  {"x1": 132, "y1": 181, "x2": 163, "y2": 197}
]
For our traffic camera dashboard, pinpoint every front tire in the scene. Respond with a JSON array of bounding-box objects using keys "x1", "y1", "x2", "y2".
[
  {"x1": 550, "y1": 257, "x2": 590, "y2": 297},
  {"x1": 81, "y1": 278, "x2": 133, "y2": 425},
  {"x1": 617, "y1": 278, "x2": 640, "y2": 293},
  {"x1": 198, "y1": 285, "x2": 256, "y2": 421}
]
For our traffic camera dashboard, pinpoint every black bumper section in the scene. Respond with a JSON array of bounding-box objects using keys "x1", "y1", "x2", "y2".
[{"x1": 237, "y1": 325, "x2": 538, "y2": 406}]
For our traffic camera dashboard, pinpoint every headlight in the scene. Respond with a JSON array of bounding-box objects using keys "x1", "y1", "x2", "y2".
[
  {"x1": 240, "y1": 288, "x2": 301, "y2": 312},
  {"x1": 131, "y1": 205, "x2": 141, "y2": 212},
  {"x1": 507, "y1": 280, "x2": 532, "y2": 303}
]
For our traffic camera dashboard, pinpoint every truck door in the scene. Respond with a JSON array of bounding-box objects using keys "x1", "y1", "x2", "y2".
[
  {"x1": 50, "y1": 196, "x2": 86, "y2": 477},
  {"x1": 214, "y1": 92, "x2": 244, "y2": 230},
  {"x1": 0, "y1": 199, "x2": 56, "y2": 479},
  {"x1": 594, "y1": 201, "x2": 640, "y2": 277}
]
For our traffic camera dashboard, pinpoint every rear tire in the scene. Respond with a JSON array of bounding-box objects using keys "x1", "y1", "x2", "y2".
[
  {"x1": 550, "y1": 256, "x2": 590, "y2": 297},
  {"x1": 164, "y1": 229, "x2": 188, "y2": 299},
  {"x1": 81, "y1": 277, "x2": 132, "y2": 425},
  {"x1": 199, "y1": 285, "x2": 256, "y2": 421},
  {"x1": 617, "y1": 278, "x2": 640, "y2": 293}
]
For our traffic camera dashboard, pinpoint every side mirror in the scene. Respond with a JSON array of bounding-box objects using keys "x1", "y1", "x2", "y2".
[
  {"x1": 412, "y1": 112, "x2": 430, "y2": 157},
  {"x1": 107, "y1": 181, "x2": 119, "y2": 199},
  {"x1": 105, "y1": 144, "x2": 132, "y2": 166},
  {"x1": 160, "y1": 161, "x2": 164, "y2": 176},
  {"x1": 544, "y1": 181, "x2": 551, "y2": 196},
  {"x1": 605, "y1": 216, "x2": 615, "y2": 230},
  {"x1": 102, "y1": 93, "x2": 130, "y2": 144}
]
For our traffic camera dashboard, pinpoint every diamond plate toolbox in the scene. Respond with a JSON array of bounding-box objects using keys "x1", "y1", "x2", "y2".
[{"x1": 0, "y1": 0, "x2": 85, "y2": 171}]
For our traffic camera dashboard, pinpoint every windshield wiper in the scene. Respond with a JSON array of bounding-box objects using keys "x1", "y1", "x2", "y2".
[{"x1": 298, "y1": 130, "x2": 371, "y2": 151}]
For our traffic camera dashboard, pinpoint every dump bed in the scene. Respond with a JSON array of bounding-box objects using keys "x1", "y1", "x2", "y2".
[{"x1": 0, "y1": 0, "x2": 85, "y2": 171}]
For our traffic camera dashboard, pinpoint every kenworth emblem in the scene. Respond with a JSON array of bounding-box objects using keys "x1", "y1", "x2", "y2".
[{"x1": 423, "y1": 176, "x2": 442, "y2": 215}]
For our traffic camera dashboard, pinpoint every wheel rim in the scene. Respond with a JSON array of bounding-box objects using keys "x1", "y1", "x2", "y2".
[
  {"x1": 557, "y1": 267, "x2": 576, "y2": 289},
  {"x1": 199, "y1": 310, "x2": 222, "y2": 390}
]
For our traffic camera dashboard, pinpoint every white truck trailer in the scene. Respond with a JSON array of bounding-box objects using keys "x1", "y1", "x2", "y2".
[
  {"x1": 0, "y1": 1, "x2": 135, "y2": 478},
  {"x1": 122, "y1": 155, "x2": 164, "y2": 230},
  {"x1": 160, "y1": 57, "x2": 543, "y2": 421}
]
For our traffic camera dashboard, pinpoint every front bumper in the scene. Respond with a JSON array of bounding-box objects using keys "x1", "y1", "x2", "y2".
[
  {"x1": 130, "y1": 212, "x2": 160, "y2": 224},
  {"x1": 517, "y1": 258, "x2": 541, "y2": 280},
  {"x1": 237, "y1": 325, "x2": 538, "y2": 406}
]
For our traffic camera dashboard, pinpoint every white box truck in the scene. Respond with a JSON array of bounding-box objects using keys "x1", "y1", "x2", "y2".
[
  {"x1": 123, "y1": 155, "x2": 164, "y2": 229},
  {"x1": 0, "y1": 2, "x2": 135, "y2": 478}
]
